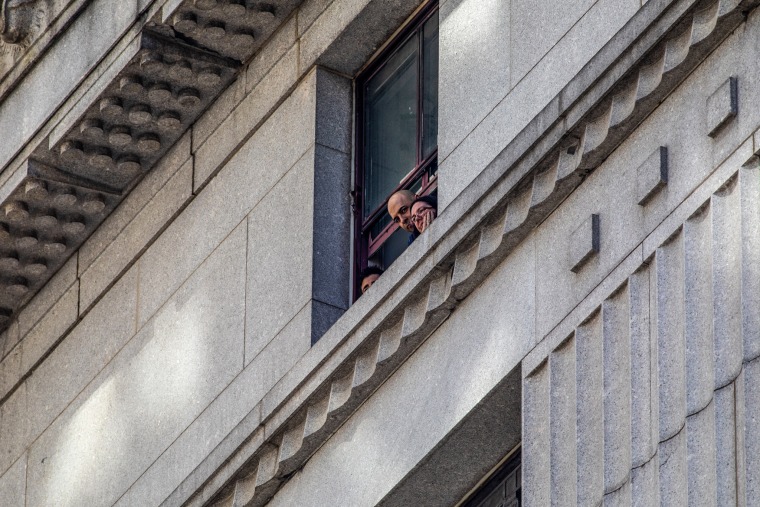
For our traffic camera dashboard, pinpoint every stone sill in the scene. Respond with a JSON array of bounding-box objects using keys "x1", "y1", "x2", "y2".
[{"x1": 186, "y1": 0, "x2": 760, "y2": 505}]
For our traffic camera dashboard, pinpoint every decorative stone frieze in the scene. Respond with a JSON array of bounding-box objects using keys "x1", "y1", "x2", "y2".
[
  {"x1": 187, "y1": 1, "x2": 760, "y2": 506},
  {"x1": 522, "y1": 163, "x2": 759, "y2": 505},
  {"x1": 169, "y1": 0, "x2": 302, "y2": 62}
]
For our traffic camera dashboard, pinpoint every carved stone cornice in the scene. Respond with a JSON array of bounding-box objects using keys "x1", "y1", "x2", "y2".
[
  {"x1": 0, "y1": 0, "x2": 304, "y2": 330},
  {"x1": 180, "y1": 0, "x2": 760, "y2": 506}
]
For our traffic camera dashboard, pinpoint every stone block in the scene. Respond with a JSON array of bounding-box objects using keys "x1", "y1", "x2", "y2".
[
  {"x1": 312, "y1": 144, "x2": 351, "y2": 313},
  {"x1": 194, "y1": 44, "x2": 299, "y2": 191},
  {"x1": 629, "y1": 265, "x2": 657, "y2": 468},
  {"x1": 636, "y1": 146, "x2": 668, "y2": 206},
  {"x1": 78, "y1": 131, "x2": 192, "y2": 274},
  {"x1": 631, "y1": 458, "x2": 658, "y2": 507},
  {"x1": 658, "y1": 428, "x2": 686, "y2": 506},
  {"x1": 301, "y1": 0, "x2": 422, "y2": 75},
  {"x1": 569, "y1": 214, "x2": 600, "y2": 273},
  {"x1": 138, "y1": 73, "x2": 317, "y2": 328},
  {"x1": 683, "y1": 205, "x2": 714, "y2": 415},
  {"x1": 575, "y1": 312, "x2": 604, "y2": 506},
  {"x1": 685, "y1": 401, "x2": 717, "y2": 507},
  {"x1": 0, "y1": 282, "x2": 78, "y2": 402},
  {"x1": 711, "y1": 176, "x2": 743, "y2": 389},
  {"x1": 549, "y1": 338, "x2": 576, "y2": 504},
  {"x1": 125, "y1": 300, "x2": 311, "y2": 507},
  {"x1": 743, "y1": 357, "x2": 760, "y2": 504},
  {"x1": 248, "y1": 15, "x2": 297, "y2": 91},
  {"x1": 603, "y1": 479, "x2": 630, "y2": 507},
  {"x1": 523, "y1": 362, "x2": 551, "y2": 507},
  {"x1": 16, "y1": 254, "x2": 77, "y2": 338},
  {"x1": 0, "y1": 453, "x2": 26, "y2": 506},
  {"x1": 707, "y1": 76, "x2": 738, "y2": 138},
  {"x1": 715, "y1": 383, "x2": 738, "y2": 504},
  {"x1": 655, "y1": 233, "x2": 686, "y2": 442},
  {"x1": 315, "y1": 68, "x2": 352, "y2": 154},
  {"x1": 740, "y1": 165, "x2": 760, "y2": 362},
  {"x1": 297, "y1": 0, "x2": 369, "y2": 72},
  {"x1": 510, "y1": 0, "x2": 594, "y2": 86},
  {"x1": 25, "y1": 223, "x2": 246, "y2": 507},
  {"x1": 80, "y1": 158, "x2": 193, "y2": 312},
  {"x1": 311, "y1": 300, "x2": 345, "y2": 345},
  {"x1": 602, "y1": 291, "x2": 631, "y2": 494},
  {"x1": 192, "y1": 73, "x2": 247, "y2": 153},
  {"x1": 438, "y1": 0, "x2": 510, "y2": 161},
  {"x1": 246, "y1": 149, "x2": 314, "y2": 364},
  {"x1": 0, "y1": 267, "x2": 136, "y2": 477},
  {"x1": 298, "y1": 0, "x2": 333, "y2": 36}
]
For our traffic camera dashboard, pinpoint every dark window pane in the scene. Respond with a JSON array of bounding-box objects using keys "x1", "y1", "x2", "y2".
[
  {"x1": 368, "y1": 226, "x2": 410, "y2": 270},
  {"x1": 363, "y1": 34, "x2": 419, "y2": 218},
  {"x1": 422, "y1": 12, "x2": 439, "y2": 159},
  {"x1": 369, "y1": 211, "x2": 393, "y2": 241}
]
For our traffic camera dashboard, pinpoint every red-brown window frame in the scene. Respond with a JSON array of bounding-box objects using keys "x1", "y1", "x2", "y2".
[{"x1": 353, "y1": 1, "x2": 438, "y2": 298}]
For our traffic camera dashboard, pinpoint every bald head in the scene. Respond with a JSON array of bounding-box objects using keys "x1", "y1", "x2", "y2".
[{"x1": 388, "y1": 190, "x2": 417, "y2": 232}]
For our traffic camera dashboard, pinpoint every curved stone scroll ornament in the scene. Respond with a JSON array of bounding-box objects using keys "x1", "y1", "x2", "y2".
[
  {"x1": 0, "y1": 0, "x2": 48, "y2": 75},
  {"x1": 0, "y1": 0, "x2": 43, "y2": 44}
]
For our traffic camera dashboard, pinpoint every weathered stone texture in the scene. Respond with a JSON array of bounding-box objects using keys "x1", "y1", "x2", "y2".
[{"x1": 438, "y1": 0, "x2": 640, "y2": 209}]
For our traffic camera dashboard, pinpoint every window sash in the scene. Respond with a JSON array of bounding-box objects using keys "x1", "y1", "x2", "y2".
[{"x1": 354, "y1": 2, "x2": 438, "y2": 295}]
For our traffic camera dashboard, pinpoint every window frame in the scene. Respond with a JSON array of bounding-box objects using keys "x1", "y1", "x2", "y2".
[{"x1": 353, "y1": 0, "x2": 439, "y2": 297}]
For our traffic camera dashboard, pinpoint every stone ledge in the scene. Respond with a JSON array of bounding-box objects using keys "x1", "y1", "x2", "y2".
[{"x1": 175, "y1": 0, "x2": 759, "y2": 505}]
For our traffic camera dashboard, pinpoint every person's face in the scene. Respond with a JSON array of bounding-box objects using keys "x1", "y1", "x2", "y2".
[
  {"x1": 388, "y1": 193, "x2": 415, "y2": 232},
  {"x1": 361, "y1": 273, "x2": 380, "y2": 293},
  {"x1": 411, "y1": 202, "x2": 436, "y2": 233}
]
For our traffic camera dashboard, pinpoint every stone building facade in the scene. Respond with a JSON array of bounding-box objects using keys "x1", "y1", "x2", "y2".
[{"x1": 1, "y1": 0, "x2": 759, "y2": 505}]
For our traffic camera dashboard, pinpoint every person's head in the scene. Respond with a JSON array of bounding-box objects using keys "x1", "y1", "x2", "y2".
[
  {"x1": 360, "y1": 266, "x2": 384, "y2": 293},
  {"x1": 410, "y1": 195, "x2": 438, "y2": 234},
  {"x1": 388, "y1": 190, "x2": 417, "y2": 233}
]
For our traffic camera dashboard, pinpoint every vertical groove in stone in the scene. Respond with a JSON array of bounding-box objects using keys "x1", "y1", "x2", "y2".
[
  {"x1": 712, "y1": 175, "x2": 743, "y2": 389},
  {"x1": 715, "y1": 382, "x2": 738, "y2": 505},
  {"x1": 655, "y1": 232, "x2": 686, "y2": 442},
  {"x1": 686, "y1": 401, "x2": 717, "y2": 507},
  {"x1": 523, "y1": 362, "x2": 551, "y2": 507},
  {"x1": 576, "y1": 312, "x2": 604, "y2": 506},
  {"x1": 683, "y1": 203, "x2": 715, "y2": 415},
  {"x1": 602, "y1": 288, "x2": 631, "y2": 494},
  {"x1": 631, "y1": 458, "x2": 659, "y2": 507},
  {"x1": 630, "y1": 266, "x2": 656, "y2": 468},
  {"x1": 549, "y1": 337, "x2": 577, "y2": 507},
  {"x1": 658, "y1": 428, "x2": 687, "y2": 505},
  {"x1": 740, "y1": 166, "x2": 760, "y2": 363},
  {"x1": 743, "y1": 358, "x2": 760, "y2": 505}
]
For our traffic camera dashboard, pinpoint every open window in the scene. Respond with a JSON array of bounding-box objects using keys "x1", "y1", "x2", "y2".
[{"x1": 354, "y1": 1, "x2": 438, "y2": 295}]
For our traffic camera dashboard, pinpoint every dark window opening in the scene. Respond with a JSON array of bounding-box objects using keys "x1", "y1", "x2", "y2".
[
  {"x1": 461, "y1": 448, "x2": 522, "y2": 507},
  {"x1": 354, "y1": 1, "x2": 438, "y2": 297}
]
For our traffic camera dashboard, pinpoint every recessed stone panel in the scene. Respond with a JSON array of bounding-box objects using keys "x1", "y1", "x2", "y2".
[
  {"x1": 569, "y1": 214, "x2": 600, "y2": 273},
  {"x1": 707, "y1": 76, "x2": 738, "y2": 138}
]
